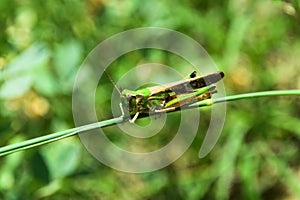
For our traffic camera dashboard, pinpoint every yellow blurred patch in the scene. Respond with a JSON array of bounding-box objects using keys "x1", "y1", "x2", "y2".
[{"x1": 24, "y1": 92, "x2": 50, "y2": 118}]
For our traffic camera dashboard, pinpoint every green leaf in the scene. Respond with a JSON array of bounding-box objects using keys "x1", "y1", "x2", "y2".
[
  {"x1": 238, "y1": 143, "x2": 261, "y2": 199},
  {"x1": 0, "y1": 137, "x2": 25, "y2": 190},
  {"x1": 53, "y1": 39, "x2": 83, "y2": 92},
  {"x1": 40, "y1": 138, "x2": 81, "y2": 180},
  {"x1": 29, "y1": 152, "x2": 50, "y2": 184},
  {"x1": 3, "y1": 43, "x2": 49, "y2": 78},
  {"x1": 215, "y1": 113, "x2": 251, "y2": 200},
  {"x1": 33, "y1": 69, "x2": 59, "y2": 97},
  {"x1": 0, "y1": 43, "x2": 50, "y2": 99},
  {"x1": 0, "y1": 75, "x2": 32, "y2": 99}
]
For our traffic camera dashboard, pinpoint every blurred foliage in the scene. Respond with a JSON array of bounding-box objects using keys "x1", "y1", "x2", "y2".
[{"x1": 0, "y1": 0, "x2": 300, "y2": 199}]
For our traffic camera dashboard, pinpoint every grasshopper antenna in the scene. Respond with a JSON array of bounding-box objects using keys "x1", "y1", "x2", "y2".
[
  {"x1": 103, "y1": 69, "x2": 122, "y2": 96},
  {"x1": 104, "y1": 69, "x2": 126, "y2": 118}
]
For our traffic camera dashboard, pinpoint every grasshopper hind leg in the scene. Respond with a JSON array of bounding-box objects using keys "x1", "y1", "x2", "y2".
[
  {"x1": 147, "y1": 104, "x2": 175, "y2": 119},
  {"x1": 154, "y1": 107, "x2": 176, "y2": 113}
]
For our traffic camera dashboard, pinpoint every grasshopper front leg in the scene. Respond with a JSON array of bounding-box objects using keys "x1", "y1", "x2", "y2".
[
  {"x1": 129, "y1": 112, "x2": 140, "y2": 123},
  {"x1": 119, "y1": 102, "x2": 139, "y2": 123},
  {"x1": 119, "y1": 103, "x2": 125, "y2": 117}
]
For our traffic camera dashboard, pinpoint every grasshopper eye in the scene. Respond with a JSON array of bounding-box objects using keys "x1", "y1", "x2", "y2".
[{"x1": 124, "y1": 94, "x2": 133, "y2": 99}]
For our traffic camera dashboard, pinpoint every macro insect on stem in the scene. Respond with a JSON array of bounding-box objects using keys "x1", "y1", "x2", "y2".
[{"x1": 105, "y1": 70, "x2": 224, "y2": 123}]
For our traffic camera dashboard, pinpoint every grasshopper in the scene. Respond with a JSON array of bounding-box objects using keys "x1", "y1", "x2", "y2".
[{"x1": 110, "y1": 71, "x2": 224, "y2": 123}]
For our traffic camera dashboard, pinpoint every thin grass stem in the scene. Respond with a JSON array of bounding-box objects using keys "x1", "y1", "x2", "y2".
[{"x1": 0, "y1": 90, "x2": 299, "y2": 157}]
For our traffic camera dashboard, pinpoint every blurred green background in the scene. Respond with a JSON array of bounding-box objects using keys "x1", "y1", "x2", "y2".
[{"x1": 1, "y1": 0, "x2": 300, "y2": 199}]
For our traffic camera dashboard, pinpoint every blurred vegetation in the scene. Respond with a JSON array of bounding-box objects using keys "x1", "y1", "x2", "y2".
[{"x1": 1, "y1": 0, "x2": 300, "y2": 199}]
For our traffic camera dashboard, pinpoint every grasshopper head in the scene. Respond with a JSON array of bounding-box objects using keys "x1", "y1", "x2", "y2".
[{"x1": 121, "y1": 90, "x2": 138, "y2": 115}]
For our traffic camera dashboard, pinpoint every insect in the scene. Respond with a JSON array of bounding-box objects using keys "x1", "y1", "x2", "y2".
[{"x1": 108, "y1": 71, "x2": 224, "y2": 123}]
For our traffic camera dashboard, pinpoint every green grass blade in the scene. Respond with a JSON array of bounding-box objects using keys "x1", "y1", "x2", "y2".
[
  {"x1": 0, "y1": 90, "x2": 299, "y2": 157},
  {"x1": 189, "y1": 89, "x2": 300, "y2": 107},
  {"x1": 0, "y1": 116, "x2": 124, "y2": 157}
]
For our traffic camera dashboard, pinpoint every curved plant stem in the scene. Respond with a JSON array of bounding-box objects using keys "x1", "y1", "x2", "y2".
[
  {"x1": 0, "y1": 116, "x2": 125, "y2": 157},
  {"x1": 190, "y1": 89, "x2": 300, "y2": 107},
  {"x1": 0, "y1": 90, "x2": 299, "y2": 157}
]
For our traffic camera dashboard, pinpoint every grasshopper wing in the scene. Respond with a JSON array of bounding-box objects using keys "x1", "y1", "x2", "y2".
[{"x1": 147, "y1": 71, "x2": 224, "y2": 95}]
